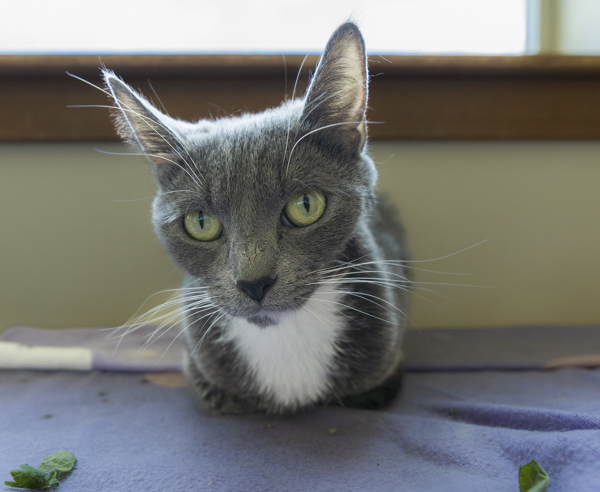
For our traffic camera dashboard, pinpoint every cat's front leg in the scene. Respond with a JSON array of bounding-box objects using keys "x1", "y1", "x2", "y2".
[
  {"x1": 333, "y1": 366, "x2": 405, "y2": 411},
  {"x1": 184, "y1": 355, "x2": 258, "y2": 415}
]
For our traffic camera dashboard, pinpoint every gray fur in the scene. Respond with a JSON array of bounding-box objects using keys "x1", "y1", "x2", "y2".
[{"x1": 104, "y1": 22, "x2": 409, "y2": 414}]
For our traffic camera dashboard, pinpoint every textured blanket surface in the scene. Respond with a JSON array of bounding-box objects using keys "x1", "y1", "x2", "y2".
[{"x1": 1, "y1": 325, "x2": 599, "y2": 491}]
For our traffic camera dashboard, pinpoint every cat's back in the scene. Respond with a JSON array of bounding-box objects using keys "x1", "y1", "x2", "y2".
[
  {"x1": 371, "y1": 193, "x2": 410, "y2": 310},
  {"x1": 373, "y1": 193, "x2": 408, "y2": 264}
]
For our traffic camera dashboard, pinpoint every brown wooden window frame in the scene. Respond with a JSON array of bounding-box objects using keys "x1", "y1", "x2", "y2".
[{"x1": 1, "y1": 54, "x2": 600, "y2": 141}]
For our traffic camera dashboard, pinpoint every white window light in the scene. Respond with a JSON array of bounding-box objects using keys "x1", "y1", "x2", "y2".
[{"x1": 1, "y1": 0, "x2": 527, "y2": 54}]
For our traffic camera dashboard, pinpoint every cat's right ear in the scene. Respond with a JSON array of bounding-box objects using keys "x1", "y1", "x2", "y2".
[
  {"x1": 103, "y1": 70, "x2": 184, "y2": 182},
  {"x1": 301, "y1": 22, "x2": 369, "y2": 153}
]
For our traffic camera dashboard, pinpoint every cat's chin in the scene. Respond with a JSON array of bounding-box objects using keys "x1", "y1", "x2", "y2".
[{"x1": 245, "y1": 309, "x2": 292, "y2": 328}]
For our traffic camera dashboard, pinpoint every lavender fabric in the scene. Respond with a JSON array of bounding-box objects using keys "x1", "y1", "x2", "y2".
[
  {"x1": 2, "y1": 369, "x2": 600, "y2": 491},
  {"x1": 1, "y1": 325, "x2": 600, "y2": 491}
]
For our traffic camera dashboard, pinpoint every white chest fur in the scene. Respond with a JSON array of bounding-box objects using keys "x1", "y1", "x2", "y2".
[{"x1": 224, "y1": 286, "x2": 345, "y2": 408}]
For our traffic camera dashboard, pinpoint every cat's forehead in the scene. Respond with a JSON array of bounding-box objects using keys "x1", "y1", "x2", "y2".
[
  {"x1": 183, "y1": 102, "x2": 333, "y2": 194},
  {"x1": 189, "y1": 101, "x2": 301, "y2": 164}
]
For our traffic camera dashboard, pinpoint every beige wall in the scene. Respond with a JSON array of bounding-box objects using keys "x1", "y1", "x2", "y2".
[
  {"x1": 1, "y1": 141, "x2": 600, "y2": 332},
  {"x1": 0, "y1": 144, "x2": 181, "y2": 331},
  {"x1": 372, "y1": 141, "x2": 600, "y2": 328}
]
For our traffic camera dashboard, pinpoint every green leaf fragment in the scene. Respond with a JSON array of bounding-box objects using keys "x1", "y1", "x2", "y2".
[
  {"x1": 37, "y1": 451, "x2": 76, "y2": 473},
  {"x1": 46, "y1": 471, "x2": 60, "y2": 487},
  {"x1": 519, "y1": 460, "x2": 550, "y2": 492},
  {"x1": 5, "y1": 464, "x2": 51, "y2": 489},
  {"x1": 4, "y1": 451, "x2": 76, "y2": 490}
]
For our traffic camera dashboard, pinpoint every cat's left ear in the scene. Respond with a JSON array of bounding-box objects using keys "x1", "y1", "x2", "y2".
[
  {"x1": 301, "y1": 22, "x2": 368, "y2": 152},
  {"x1": 103, "y1": 70, "x2": 186, "y2": 184}
]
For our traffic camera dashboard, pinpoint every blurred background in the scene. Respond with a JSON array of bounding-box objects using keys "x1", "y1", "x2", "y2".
[
  {"x1": 1, "y1": 0, "x2": 600, "y2": 331},
  {"x1": 3, "y1": 0, "x2": 600, "y2": 55}
]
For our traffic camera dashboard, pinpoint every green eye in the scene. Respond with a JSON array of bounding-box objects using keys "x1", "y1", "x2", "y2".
[
  {"x1": 284, "y1": 190, "x2": 326, "y2": 227},
  {"x1": 184, "y1": 210, "x2": 223, "y2": 241}
]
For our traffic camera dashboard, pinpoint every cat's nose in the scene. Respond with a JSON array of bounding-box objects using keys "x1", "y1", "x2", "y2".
[{"x1": 236, "y1": 277, "x2": 275, "y2": 302}]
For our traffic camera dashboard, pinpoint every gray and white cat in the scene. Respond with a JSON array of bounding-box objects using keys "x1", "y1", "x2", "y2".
[{"x1": 103, "y1": 22, "x2": 409, "y2": 414}]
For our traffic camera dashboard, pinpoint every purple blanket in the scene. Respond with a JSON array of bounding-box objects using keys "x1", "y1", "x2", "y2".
[{"x1": 1, "y1": 325, "x2": 600, "y2": 491}]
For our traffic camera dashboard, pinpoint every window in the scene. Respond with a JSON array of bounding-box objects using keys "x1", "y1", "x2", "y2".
[{"x1": 3, "y1": 0, "x2": 526, "y2": 54}]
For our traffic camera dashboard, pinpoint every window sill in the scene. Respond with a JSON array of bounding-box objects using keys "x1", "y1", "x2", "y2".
[{"x1": 2, "y1": 54, "x2": 600, "y2": 141}]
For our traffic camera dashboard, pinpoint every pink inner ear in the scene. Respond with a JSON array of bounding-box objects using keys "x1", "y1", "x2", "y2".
[
  {"x1": 341, "y1": 41, "x2": 368, "y2": 120},
  {"x1": 357, "y1": 121, "x2": 367, "y2": 151},
  {"x1": 301, "y1": 24, "x2": 369, "y2": 142}
]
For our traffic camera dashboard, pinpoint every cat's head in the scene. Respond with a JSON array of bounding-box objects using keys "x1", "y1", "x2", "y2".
[{"x1": 104, "y1": 22, "x2": 377, "y2": 327}]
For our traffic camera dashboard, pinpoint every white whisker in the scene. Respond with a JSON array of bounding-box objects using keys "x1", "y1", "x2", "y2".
[
  {"x1": 147, "y1": 78, "x2": 170, "y2": 116},
  {"x1": 192, "y1": 311, "x2": 227, "y2": 356},
  {"x1": 303, "y1": 296, "x2": 394, "y2": 325},
  {"x1": 285, "y1": 119, "x2": 384, "y2": 173},
  {"x1": 282, "y1": 54, "x2": 310, "y2": 167}
]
